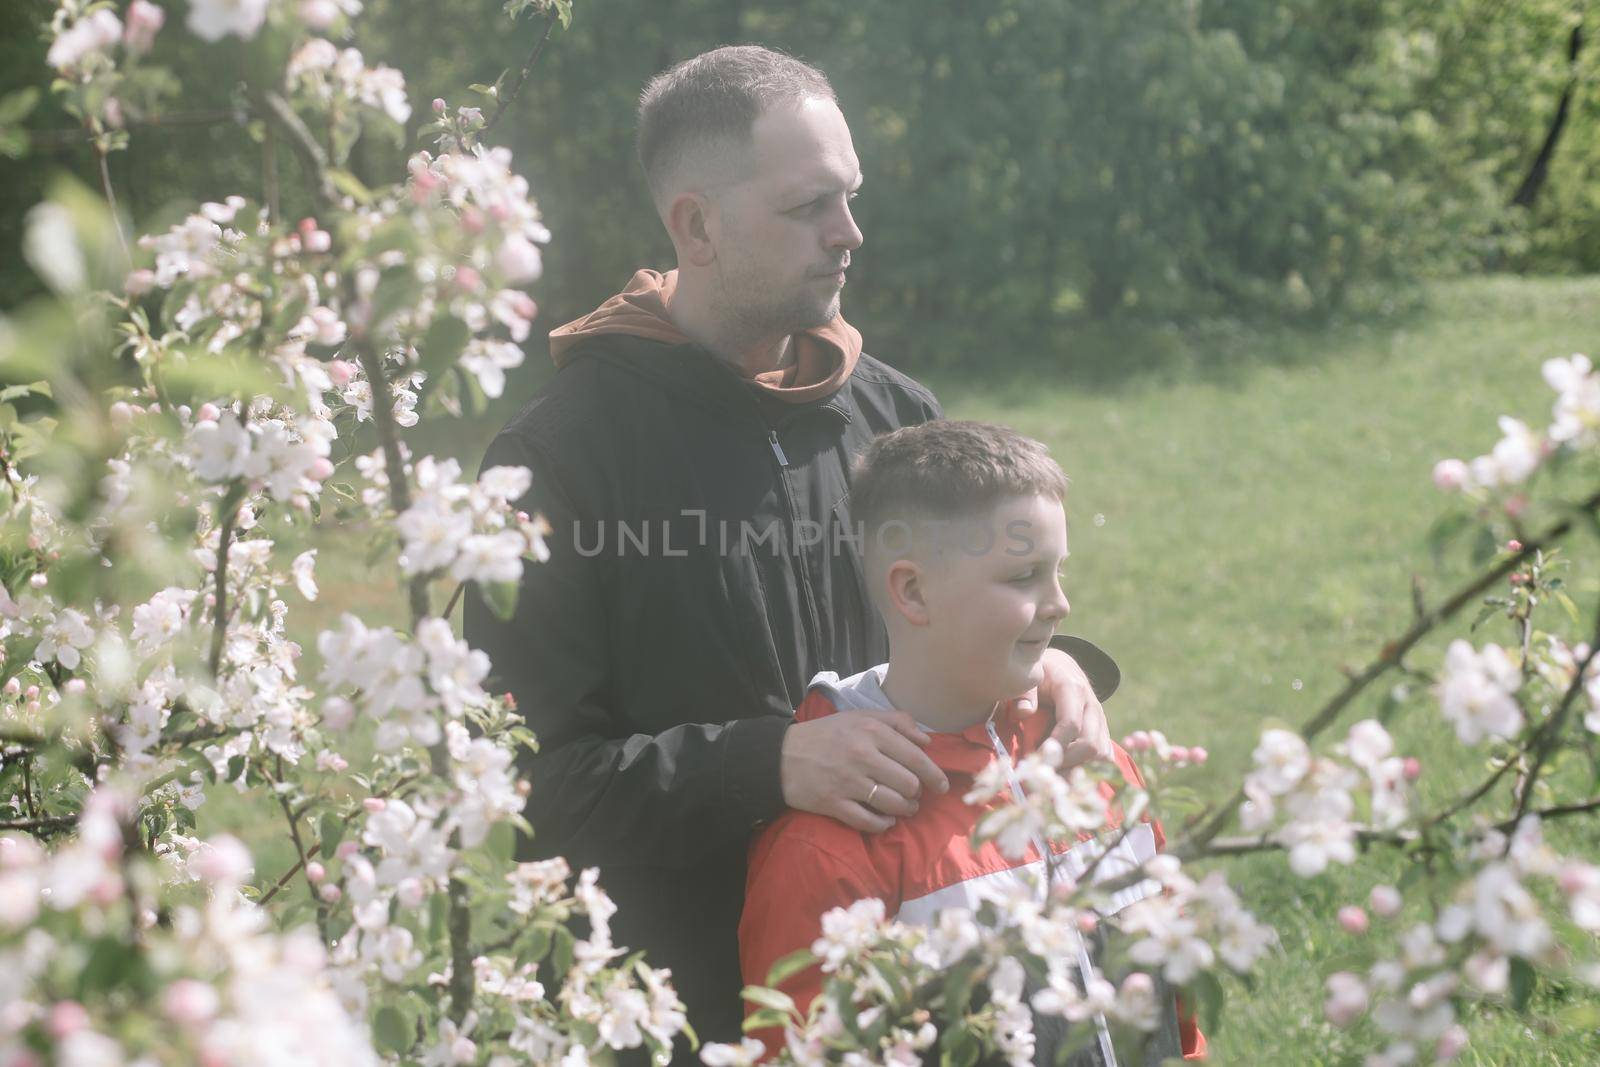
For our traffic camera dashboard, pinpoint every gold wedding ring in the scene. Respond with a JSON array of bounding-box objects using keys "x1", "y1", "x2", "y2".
[{"x1": 867, "y1": 783, "x2": 881, "y2": 807}]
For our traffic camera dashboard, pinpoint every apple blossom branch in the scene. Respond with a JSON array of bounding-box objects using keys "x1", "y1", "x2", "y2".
[
  {"x1": 481, "y1": 7, "x2": 561, "y2": 137},
  {"x1": 1174, "y1": 484, "x2": 1600, "y2": 859}
]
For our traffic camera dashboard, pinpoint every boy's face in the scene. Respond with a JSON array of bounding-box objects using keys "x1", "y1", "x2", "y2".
[{"x1": 913, "y1": 493, "x2": 1071, "y2": 705}]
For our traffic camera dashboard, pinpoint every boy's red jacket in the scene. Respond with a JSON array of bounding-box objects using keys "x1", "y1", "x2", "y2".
[{"x1": 741, "y1": 673, "x2": 1206, "y2": 1060}]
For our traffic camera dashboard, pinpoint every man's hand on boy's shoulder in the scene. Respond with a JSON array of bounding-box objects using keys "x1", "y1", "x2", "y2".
[
  {"x1": 780, "y1": 711, "x2": 951, "y2": 834},
  {"x1": 1017, "y1": 648, "x2": 1116, "y2": 768}
]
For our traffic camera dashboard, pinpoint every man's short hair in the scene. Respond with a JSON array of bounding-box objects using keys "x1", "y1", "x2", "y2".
[
  {"x1": 637, "y1": 45, "x2": 837, "y2": 202},
  {"x1": 851, "y1": 421, "x2": 1070, "y2": 548}
]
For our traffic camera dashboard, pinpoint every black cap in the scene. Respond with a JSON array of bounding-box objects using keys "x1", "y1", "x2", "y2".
[{"x1": 1047, "y1": 634, "x2": 1121, "y2": 703}]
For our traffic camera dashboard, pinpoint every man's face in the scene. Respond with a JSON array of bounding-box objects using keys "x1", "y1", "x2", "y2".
[
  {"x1": 708, "y1": 97, "x2": 864, "y2": 338},
  {"x1": 916, "y1": 494, "x2": 1072, "y2": 707}
]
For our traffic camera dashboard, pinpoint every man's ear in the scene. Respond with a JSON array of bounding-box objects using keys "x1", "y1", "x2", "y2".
[
  {"x1": 886, "y1": 559, "x2": 931, "y2": 627},
  {"x1": 664, "y1": 191, "x2": 716, "y2": 267}
]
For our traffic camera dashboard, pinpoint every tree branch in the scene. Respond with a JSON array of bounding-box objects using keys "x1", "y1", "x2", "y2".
[
  {"x1": 481, "y1": 8, "x2": 561, "y2": 137},
  {"x1": 1175, "y1": 488, "x2": 1600, "y2": 856},
  {"x1": 257, "y1": 90, "x2": 338, "y2": 212},
  {"x1": 208, "y1": 491, "x2": 242, "y2": 679},
  {"x1": 0, "y1": 813, "x2": 76, "y2": 834}
]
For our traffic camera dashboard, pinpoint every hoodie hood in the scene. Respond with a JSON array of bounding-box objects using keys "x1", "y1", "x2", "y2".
[{"x1": 548, "y1": 269, "x2": 861, "y2": 404}]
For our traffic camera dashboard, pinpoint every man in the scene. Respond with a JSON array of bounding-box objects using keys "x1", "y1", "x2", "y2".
[{"x1": 464, "y1": 45, "x2": 1114, "y2": 1046}]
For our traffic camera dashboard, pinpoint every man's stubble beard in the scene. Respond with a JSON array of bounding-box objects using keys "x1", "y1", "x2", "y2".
[{"x1": 712, "y1": 263, "x2": 840, "y2": 344}]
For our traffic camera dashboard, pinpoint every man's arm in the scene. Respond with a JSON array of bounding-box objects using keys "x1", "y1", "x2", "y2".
[{"x1": 464, "y1": 430, "x2": 790, "y2": 869}]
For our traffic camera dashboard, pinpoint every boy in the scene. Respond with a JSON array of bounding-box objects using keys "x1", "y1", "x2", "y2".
[{"x1": 739, "y1": 421, "x2": 1205, "y2": 1064}]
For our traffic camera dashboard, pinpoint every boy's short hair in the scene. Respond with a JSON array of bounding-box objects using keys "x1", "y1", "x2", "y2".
[
  {"x1": 637, "y1": 45, "x2": 837, "y2": 203},
  {"x1": 850, "y1": 420, "x2": 1070, "y2": 547}
]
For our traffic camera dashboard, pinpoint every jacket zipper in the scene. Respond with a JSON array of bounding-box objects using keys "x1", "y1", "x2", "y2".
[
  {"x1": 985, "y1": 718, "x2": 1120, "y2": 1067},
  {"x1": 754, "y1": 415, "x2": 823, "y2": 680}
]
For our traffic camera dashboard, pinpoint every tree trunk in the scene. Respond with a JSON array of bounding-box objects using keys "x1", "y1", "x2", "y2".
[{"x1": 1512, "y1": 21, "x2": 1584, "y2": 209}]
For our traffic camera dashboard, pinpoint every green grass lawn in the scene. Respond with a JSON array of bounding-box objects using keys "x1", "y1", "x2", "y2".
[{"x1": 306, "y1": 275, "x2": 1600, "y2": 1064}]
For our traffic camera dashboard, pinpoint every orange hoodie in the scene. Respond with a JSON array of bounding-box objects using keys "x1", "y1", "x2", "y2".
[{"x1": 547, "y1": 269, "x2": 862, "y2": 405}]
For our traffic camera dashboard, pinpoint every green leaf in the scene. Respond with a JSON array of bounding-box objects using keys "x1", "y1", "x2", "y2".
[
  {"x1": 327, "y1": 169, "x2": 374, "y2": 204},
  {"x1": 1555, "y1": 590, "x2": 1581, "y2": 626},
  {"x1": 551, "y1": 924, "x2": 575, "y2": 977},
  {"x1": 488, "y1": 820, "x2": 517, "y2": 863},
  {"x1": 1510, "y1": 957, "x2": 1537, "y2": 1012},
  {"x1": 368, "y1": 266, "x2": 420, "y2": 336},
  {"x1": 743, "y1": 1008, "x2": 790, "y2": 1033},
  {"x1": 482, "y1": 579, "x2": 519, "y2": 621},
  {"x1": 225, "y1": 754, "x2": 246, "y2": 781},
  {"x1": 372, "y1": 1005, "x2": 413, "y2": 1055},
  {"x1": 764, "y1": 948, "x2": 817, "y2": 987},
  {"x1": 319, "y1": 812, "x2": 345, "y2": 859},
  {"x1": 418, "y1": 314, "x2": 470, "y2": 379},
  {"x1": 740, "y1": 986, "x2": 796, "y2": 1015},
  {"x1": 940, "y1": 1022, "x2": 980, "y2": 1067},
  {"x1": 1190, "y1": 970, "x2": 1225, "y2": 1036}
]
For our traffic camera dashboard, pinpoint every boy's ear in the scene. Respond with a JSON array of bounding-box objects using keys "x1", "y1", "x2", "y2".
[{"x1": 885, "y1": 559, "x2": 931, "y2": 626}]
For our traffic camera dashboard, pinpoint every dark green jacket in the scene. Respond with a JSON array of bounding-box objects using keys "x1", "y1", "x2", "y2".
[{"x1": 464, "y1": 332, "x2": 941, "y2": 1043}]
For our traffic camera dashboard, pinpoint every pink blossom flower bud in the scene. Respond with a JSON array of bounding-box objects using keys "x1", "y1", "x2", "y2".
[
  {"x1": 47, "y1": 1001, "x2": 90, "y2": 1039},
  {"x1": 1323, "y1": 972, "x2": 1367, "y2": 1028},
  {"x1": 1077, "y1": 912, "x2": 1098, "y2": 934},
  {"x1": 326, "y1": 359, "x2": 358, "y2": 387},
  {"x1": 1431, "y1": 458, "x2": 1469, "y2": 491},
  {"x1": 490, "y1": 203, "x2": 512, "y2": 224},
  {"x1": 398, "y1": 877, "x2": 425, "y2": 908},
  {"x1": 1435, "y1": 1025, "x2": 1467, "y2": 1061},
  {"x1": 321, "y1": 696, "x2": 355, "y2": 731},
  {"x1": 3, "y1": 679, "x2": 19, "y2": 697},
  {"x1": 191, "y1": 835, "x2": 252, "y2": 886},
  {"x1": 1169, "y1": 746, "x2": 1191, "y2": 764},
  {"x1": 1188, "y1": 746, "x2": 1208, "y2": 765},
  {"x1": 24, "y1": 700, "x2": 39, "y2": 715},
  {"x1": 1505, "y1": 494, "x2": 1528, "y2": 518},
  {"x1": 1507, "y1": 539, "x2": 1523, "y2": 552},
  {"x1": 1369, "y1": 885, "x2": 1403, "y2": 918},
  {"x1": 362, "y1": 797, "x2": 386, "y2": 814},
  {"x1": 309, "y1": 457, "x2": 335, "y2": 481},
  {"x1": 102, "y1": 97, "x2": 124, "y2": 129},
  {"x1": 305, "y1": 862, "x2": 326, "y2": 884},
  {"x1": 336, "y1": 840, "x2": 360, "y2": 860},
  {"x1": 454, "y1": 265, "x2": 483, "y2": 293},
  {"x1": 147, "y1": 402, "x2": 160, "y2": 414},
  {"x1": 163, "y1": 979, "x2": 219, "y2": 1026},
  {"x1": 318, "y1": 882, "x2": 342, "y2": 903},
  {"x1": 197, "y1": 402, "x2": 221, "y2": 422},
  {"x1": 1402, "y1": 757, "x2": 1421, "y2": 781},
  {"x1": 1337, "y1": 906, "x2": 1369, "y2": 934},
  {"x1": 1123, "y1": 730, "x2": 1151, "y2": 752},
  {"x1": 298, "y1": 0, "x2": 341, "y2": 30},
  {"x1": 303, "y1": 229, "x2": 332, "y2": 254},
  {"x1": 1509, "y1": 572, "x2": 1527, "y2": 586},
  {"x1": 108, "y1": 401, "x2": 134, "y2": 428},
  {"x1": 5, "y1": 1050, "x2": 42, "y2": 1067},
  {"x1": 24, "y1": 685, "x2": 39, "y2": 700},
  {"x1": 1559, "y1": 862, "x2": 1597, "y2": 896},
  {"x1": 124, "y1": 0, "x2": 164, "y2": 54},
  {"x1": 516, "y1": 779, "x2": 531, "y2": 797},
  {"x1": 516, "y1": 511, "x2": 530, "y2": 523},
  {"x1": 64, "y1": 678, "x2": 86, "y2": 696},
  {"x1": 27, "y1": 573, "x2": 45, "y2": 590},
  {"x1": 298, "y1": 217, "x2": 318, "y2": 236},
  {"x1": 123, "y1": 269, "x2": 156, "y2": 297},
  {"x1": 433, "y1": 97, "x2": 447, "y2": 114},
  {"x1": 461, "y1": 206, "x2": 485, "y2": 234}
]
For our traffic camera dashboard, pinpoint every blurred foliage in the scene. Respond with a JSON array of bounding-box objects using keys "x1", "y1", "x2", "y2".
[{"x1": 5, "y1": 0, "x2": 1600, "y2": 374}]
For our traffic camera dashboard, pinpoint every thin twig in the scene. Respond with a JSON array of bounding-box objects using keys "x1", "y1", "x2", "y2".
[
  {"x1": 481, "y1": 8, "x2": 561, "y2": 136},
  {"x1": 92, "y1": 141, "x2": 131, "y2": 261},
  {"x1": 257, "y1": 90, "x2": 338, "y2": 211},
  {"x1": 1175, "y1": 488, "x2": 1600, "y2": 856},
  {"x1": 208, "y1": 493, "x2": 242, "y2": 679},
  {"x1": 28, "y1": 109, "x2": 238, "y2": 150},
  {"x1": 0, "y1": 814, "x2": 76, "y2": 833}
]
